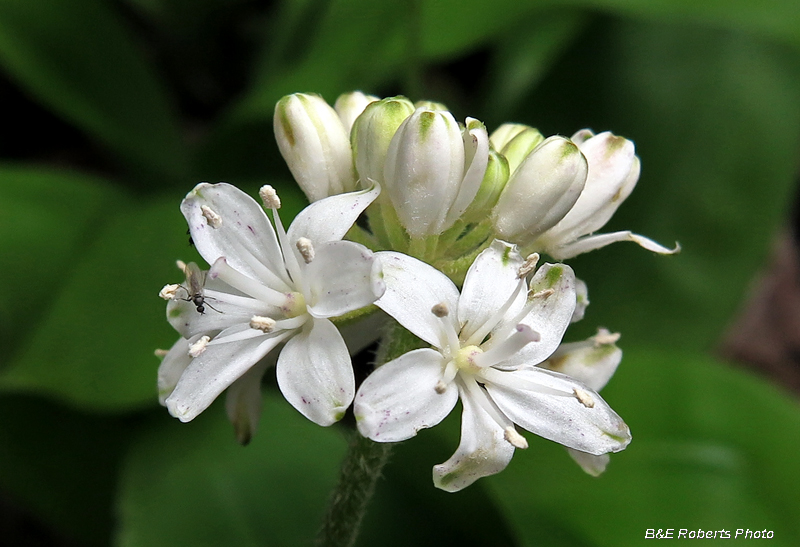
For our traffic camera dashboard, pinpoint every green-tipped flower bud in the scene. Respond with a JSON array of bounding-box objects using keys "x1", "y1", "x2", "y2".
[
  {"x1": 274, "y1": 93, "x2": 355, "y2": 202},
  {"x1": 384, "y1": 109, "x2": 489, "y2": 238},
  {"x1": 537, "y1": 130, "x2": 639, "y2": 246},
  {"x1": 351, "y1": 96, "x2": 415, "y2": 184},
  {"x1": 492, "y1": 136, "x2": 587, "y2": 245},
  {"x1": 334, "y1": 91, "x2": 379, "y2": 135},
  {"x1": 463, "y1": 148, "x2": 510, "y2": 223},
  {"x1": 492, "y1": 124, "x2": 545, "y2": 174}
]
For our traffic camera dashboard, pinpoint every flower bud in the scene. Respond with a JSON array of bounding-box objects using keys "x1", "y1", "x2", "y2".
[
  {"x1": 351, "y1": 96, "x2": 415, "y2": 184},
  {"x1": 334, "y1": 91, "x2": 379, "y2": 135},
  {"x1": 384, "y1": 109, "x2": 489, "y2": 237},
  {"x1": 274, "y1": 93, "x2": 355, "y2": 202},
  {"x1": 492, "y1": 136, "x2": 587, "y2": 245},
  {"x1": 494, "y1": 125, "x2": 545, "y2": 175},
  {"x1": 537, "y1": 130, "x2": 639, "y2": 247}
]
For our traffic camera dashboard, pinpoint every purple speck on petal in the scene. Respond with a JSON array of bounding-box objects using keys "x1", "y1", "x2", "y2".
[{"x1": 248, "y1": 225, "x2": 256, "y2": 235}]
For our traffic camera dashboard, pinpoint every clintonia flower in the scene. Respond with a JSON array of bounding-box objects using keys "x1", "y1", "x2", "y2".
[
  {"x1": 354, "y1": 240, "x2": 630, "y2": 491},
  {"x1": 274, "y1": 92, "x2": 376, "y2": 202},
  {"x1": 158, "y1": 182, "x2": 385, "y2": 430},
  {"x1": 383, "y1": 108, "x2": 490, "y2": 238}
]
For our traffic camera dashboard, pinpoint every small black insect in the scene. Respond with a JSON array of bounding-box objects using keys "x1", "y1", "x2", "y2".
[
  {"x1": 179, "y1": 261, "x2": 220, "y2": 314},
  {"x1": 187, "y1": 228, "x2": 194, "y2": 247}
]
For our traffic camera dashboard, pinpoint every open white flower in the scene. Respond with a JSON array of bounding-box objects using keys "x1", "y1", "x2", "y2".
[
  {"x1": 159, "y1": 182, "x2": 384, "y2": 427},
  {"x1": 354, "y1": 240, "x2": 630, "y2": 491}
]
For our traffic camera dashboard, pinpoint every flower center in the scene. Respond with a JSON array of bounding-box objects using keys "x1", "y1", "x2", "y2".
[
  {"x1": 282, "y1": 291, "x2": 307, "y2": 318},
  {"x1": 454, "y1": 345, "x2": 484, "y2": 374}
]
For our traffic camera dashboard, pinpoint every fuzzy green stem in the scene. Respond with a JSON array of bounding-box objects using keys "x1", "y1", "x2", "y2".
[
  {"x1": 316, "y1": 322, "x2": 424, "y2": 547},
  {"x1": 316, "y1": 434, "x2": 392, "y2": 547}
]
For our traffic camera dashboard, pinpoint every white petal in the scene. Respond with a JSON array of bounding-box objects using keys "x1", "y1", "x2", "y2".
[
  {"x1": 374, "y1": 251, "x2": 460, "y2": 347},
  {"x1": 571, "y1": 278, "x2": 589, "y2": 323},
  {"x1": 458, "y1": 240, "x2": 524, "y2": 343},
  {"x1": 495, "y1": 263, "x2": 576, "y2": 366},
  {"x1": 354, "y1": 348, "x2": 457, "y2": 442},
  {"x1": 157, "y1": 336, "x2": 194, "y2": 405},
  {"x1": 225, "y1": 358, "x2": 271, "y2": 445},
  {"x1": 433, "y1": 384, "x2": 515, "y2": 492},
  {"x1": 547, "y1": 230, "x2": 681, "y2": 260},
  {"x1": 166, "y1": 327, "x2": 288, "y2": 422},
  {"x1": 304, "y1": 241, "x2": 385, "y2": 318},
  {"x1": 485, "y1": 367, "x2": 631, "y2": 455},
  {"x1": 567, "y1": 448, "x2": 610, "y2": 477},
  {"x1": 286, "y1": 184, "x2": 380, "y2": 247},
  {"x1": 181, "y1": 183, "x2": 288, "y2": 285},
  {"x1": 276, "y1": 318, "x2": 354, "y2": 426},
  {"x1": 540, "y1": 336, "x2": 622, "y2": 391},
  {"x1": 442, "y1": 118, "x2": 490, "y2": 231}
]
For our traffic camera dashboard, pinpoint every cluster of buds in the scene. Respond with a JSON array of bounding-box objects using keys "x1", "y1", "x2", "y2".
[
  {"x1": 157, "y1": 90, "x2": 678, "y2": 492},
  {"x1": 274, "y1": 92, "x2": 677, "y2": 274}
]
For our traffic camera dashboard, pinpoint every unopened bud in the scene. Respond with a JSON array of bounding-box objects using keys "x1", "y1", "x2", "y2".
[
  {"x1": 274, "y1": 93, "x2": 355, "y2": 202},
  {"x1": 351, "y1": 96, "x2": 415, "y2": 185},
  {"x1": 334, "y1": 91, "x2": 379, "y2": 134}
]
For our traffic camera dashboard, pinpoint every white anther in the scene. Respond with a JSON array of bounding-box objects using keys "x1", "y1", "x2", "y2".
[
  {"x1": 188, "y1": 335, "x2": 211, "y2": 357},
  {"x1": 517, "y1": 253, "x2": 540, "y2": 278},
  {"x1": 154, "y1": 348, "x2": 169, "y2": 358},
  {"x1": 249, "y1": 315, "x2": 277, "y2": 333},
  {"x1": 573, "y1": 387, "x2": 595, "y2": 408},
  {"x1": 592, "y1": 328, "x2": 621, "y2": 347},
  {"x1": 434, "y1": 380, "x2": 448, "y2": 394},
  {"x1": 176, "y1": 259, "x2": 188, "y2": 273},
  {"x1": 159, "y1": 283, "x2": 181, "y2": 300},
  {"x1": 504, "y1": 426, "x2": 529, "y2": 449},
  {"x1": 201, "y1": 205, "x2": 222, "y2": 228},
  {"x1": 295, "y1": 237, "x2": 315, "y2": 263},
  {"x1": 259, "y1": 185, "x2": 281, "y2": 209},
  {"x1": 530, "y1": 288, "x2": 555, "y2": 299},
  {"x1": 431, "y1": 302, "x2": 450, "y2": 317}
]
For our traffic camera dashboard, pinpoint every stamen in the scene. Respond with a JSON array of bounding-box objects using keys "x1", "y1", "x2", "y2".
[
  {"x1": 209, "y1": 257, "x2": 290, "y2": 307},
  {"x1": 530, "y1": 288, "x2": 554, "y2": 299},
  {"x1": 201, "y1": 205, "x2": 222, "y2": 228},
  {"x1": 295, "y1": 237, "x2": 315, "y2": 264},
  {"x1": 188, "y1": 335, "x2": 211, "y2": 357},
  {"x1": 592, "y1": 328, "x2": 620, "y2": 347},
  {"x1": 504, "y1": 426, "x2": 529, "y2": 449},
  {"x1": 517, "y1": 253, "x2": 540, "y2": 279},
  {"x1": 464, "y1": 277, "x2": 527, "y2": 347},
  {"x1": 574, "y1": 387, "x2": 595, "y2": 408},
  {"x1": 259, "y1": 185, "x2": 281, "y2": 209},
  {"x1": 436, "y1": 359, "x2": 459, "y2": 393},
  {"x1": 431, "y1": 302, "x2": 449, "y2": 317},
  {"x1": 154, "y1": 348, "x2": 169, "y2": 357},
  {"x1": 176, "y1": 259, "x2": 188, "y2": 273},
  {"x1": 460, "y1": 378, "x2": 513, "y2": 432},
  {"x1": 249, "y1": 315, "x2": 276, "y2": 333},
  {"x1": 472, "y1": 324, "x2": 540, "y2": 368},
  {"x1": 159, "y1": 283, "x2": 181, "y2": 300},
  {"x1": 482, "y1": 367, "x2": 576, "y2": 397}
]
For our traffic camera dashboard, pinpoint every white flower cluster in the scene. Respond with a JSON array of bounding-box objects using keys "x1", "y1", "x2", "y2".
[{"x1": 158, "y1": 91, "x2": 678, "y2": 491}]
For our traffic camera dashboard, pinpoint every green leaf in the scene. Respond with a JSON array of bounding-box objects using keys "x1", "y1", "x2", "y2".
[
  {"x1": 116, "y1": 393, "x2": 347, "y2": 547},
  {"x1": 0, "y1": 0, "x2": 187, "y2": 178},
  {"x1": 488, "y1": 347, "x2": 800, "y2": 546},
  {"x1": 0, "y1": 166, "x2": 123, "y2": 356},
  {"x1": 538, "y1": 19, "x2": 800, "y2": 350},
  {"x1": 0, "y1": 190, "x2": 190, "y2": 410},
  {"x1": 0, "y1": 394, "x2": 129, "y2": 547}
]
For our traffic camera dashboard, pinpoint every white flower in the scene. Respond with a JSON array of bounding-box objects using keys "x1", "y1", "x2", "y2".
[
  {"x1": 383, "y1": 108, "x2": 490, "y2": 237},
  {"x1": 354, "y1": 240, "x2": 630, "y2": 491},
  {"x1": 273, "y1": 93, "x2": 358, "y2": 202},
  {"x1": 532, "y1": 130, "x2": 679, "y2": 259},
  {"x1": 491, "y1": 136, "x2": 588, "y2": 246},
  {"x1": 159, "y1": 182, "x2": 385, "y2": 427}
]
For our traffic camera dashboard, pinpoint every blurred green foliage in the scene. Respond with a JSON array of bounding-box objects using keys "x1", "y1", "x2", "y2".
[{"x1": 1, "y1": 0, "x2": 799, "y2": 545}]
